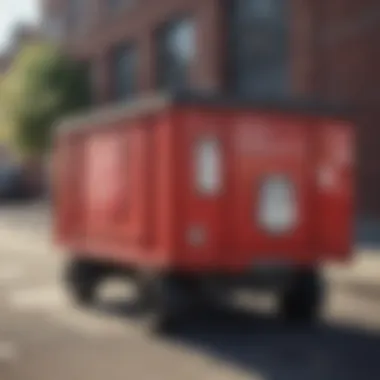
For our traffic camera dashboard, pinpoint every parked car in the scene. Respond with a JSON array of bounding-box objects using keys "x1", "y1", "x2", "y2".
[{"x1": 0, "y1": 165, "x2": 34, "y2": 201}]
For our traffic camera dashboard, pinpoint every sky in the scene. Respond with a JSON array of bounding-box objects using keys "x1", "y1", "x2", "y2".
[{"x1": 0, "y1": 0, "x2": 40, "y2": 52}]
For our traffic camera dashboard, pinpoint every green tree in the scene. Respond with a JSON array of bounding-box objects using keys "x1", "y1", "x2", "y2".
[{"x1": 1, "y1": 43, "x2": 91, "y2": 157}]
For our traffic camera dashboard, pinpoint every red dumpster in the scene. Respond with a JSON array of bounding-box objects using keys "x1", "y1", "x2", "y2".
[{"x1": 53, "y1": 92, "x2": 355, "y2": 332}]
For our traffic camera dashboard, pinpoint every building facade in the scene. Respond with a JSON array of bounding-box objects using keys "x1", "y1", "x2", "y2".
[
  {"x1": 42, "y1": 0, "x2": 380, "y2": 228},
  {"x1": 42, "y1": 0, "x2": 322, "y2": 101}
]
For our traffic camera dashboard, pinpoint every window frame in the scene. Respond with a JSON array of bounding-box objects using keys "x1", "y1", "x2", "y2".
[
  {"x1": 110, "y1": 42, "x2": 138, "y2": 101},
  {"x1": 106, "y1": 0, "x2": 136, "y2": 13},
  {"x1": 155, "y1": 16, "x2": 196, "y2": 91},
  {"x1": 226, "y1": 0, "x2": 291, "y2": 97}
]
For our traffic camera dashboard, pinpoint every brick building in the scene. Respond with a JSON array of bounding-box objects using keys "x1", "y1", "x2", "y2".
[{"x1": 42, "y1": 0, "x2": 380, "y2": 230}]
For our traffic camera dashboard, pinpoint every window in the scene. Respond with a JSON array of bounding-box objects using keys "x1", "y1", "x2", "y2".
[
  {"x1": 78, "y1": 60, "x2": 94, "y2": 105},
  {"x1": 227, "y1": 0, "x2": 290, "y2": 97},
  {"x1": 67, "y1": 0, "x2": 86, "y2": 33},
  {"x1": 108, "y1": 0, "x2": 122, "y2": 9},
  {"x1": 156, "y1": 18, "x2": 196, "y2": 91},
  {"x1": 194, "y1": 137, "x2": 222, "y2": 195},
  {"x1": 111, "y1": 44, "x2": 138, "y2": 100},
  {"x1": 107, "y1": 0, "x2": 135, "y2": 11}
]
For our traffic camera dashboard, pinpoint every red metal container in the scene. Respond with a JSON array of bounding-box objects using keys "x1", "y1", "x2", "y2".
[{"x1": 53, "y1": 93, "x2": 355, "y2": 331}]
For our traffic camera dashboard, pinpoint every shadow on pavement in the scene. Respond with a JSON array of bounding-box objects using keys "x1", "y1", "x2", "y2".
[
  {"x1": 170, "y1": 309, "x2": 380, "y2": 380},
  {"x1": 97, "y1": 298, "x2": 380, "y2": 380}
]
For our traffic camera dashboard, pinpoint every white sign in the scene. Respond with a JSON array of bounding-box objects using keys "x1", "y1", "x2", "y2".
[
  {"x1": 258, "y1": 176, "x2": 298, "y2": 234},
  {"x1": 195, "y1": 137, "x2": 222, "y2": 195}
]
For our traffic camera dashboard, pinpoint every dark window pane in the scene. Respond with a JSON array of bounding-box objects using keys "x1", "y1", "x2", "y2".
[
  {"x1": 227, "y1": 0, "x2": 290, "y2": 97},
  {"x1": 156, "y1": 18, "x2": 195, "y2": 91},
  {"x1": 111, "y1": 44, "x2": 137, "y2": 100},
  {"x1": 78, "y1": 61, "x2": 94, "y2": 105},
  {"x1": 67, "y1": 0, "x2": 85, "y2": 31},
  {"x1": 108, "y1": 0, "x2": 122, "y2": 9},
  {"x1": 107, "y1": 0, "x2": 134, "y2": 10}
]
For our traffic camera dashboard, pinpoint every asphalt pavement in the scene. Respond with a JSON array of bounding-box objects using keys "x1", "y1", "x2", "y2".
[{"x1": 1, "y1": 201, "x2": 380, "y2": 380}]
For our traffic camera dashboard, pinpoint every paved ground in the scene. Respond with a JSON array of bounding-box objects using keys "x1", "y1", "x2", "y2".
[{"x1": 1, "y1": 202, "x2": 380, "y2": 380}]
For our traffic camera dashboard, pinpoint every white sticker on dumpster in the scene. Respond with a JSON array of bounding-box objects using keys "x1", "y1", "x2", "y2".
[
  {"x1": 194, "y1": 137, "x2": 222, "y2": 195},
  {"x1": 257, "y1": 175, "x2": 298, "y2": 234}
]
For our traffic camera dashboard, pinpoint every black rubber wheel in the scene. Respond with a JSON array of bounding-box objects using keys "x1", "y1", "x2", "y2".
[
  {"x1": 137, "y1": 273, "x2": 187, "y2": 335},
  {"x1": 182, "y1": 278, "x2": 222, "y2": 314},
  {"x1": 64, "y1": 259, "x2": 103, "y2": 306},
  {"x1": 279, "y1": 269, "x2": 324, "y2": 324}
]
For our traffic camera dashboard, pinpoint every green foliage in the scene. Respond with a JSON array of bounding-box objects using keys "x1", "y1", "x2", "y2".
[{"x1": 1, "y1": 44, "x2": 91, "y2": 157}]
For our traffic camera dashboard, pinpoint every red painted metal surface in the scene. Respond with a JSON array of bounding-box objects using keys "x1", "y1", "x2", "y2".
[{"x1": 53, "y1": 101, "x2": 355, "y2": 273}]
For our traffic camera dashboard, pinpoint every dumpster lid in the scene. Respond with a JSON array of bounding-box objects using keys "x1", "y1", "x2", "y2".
[{"x1": 56, "y1": 91, "x2": 354, "y2": 137}]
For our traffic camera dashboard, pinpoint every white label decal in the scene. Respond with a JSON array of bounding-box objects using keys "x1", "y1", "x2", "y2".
[
  {"x1": 258, "y1": 176, "x2": 298, "y2": 234},
  {"x1": 195, "y1": 137, "x2": 222, "y2": 195}
]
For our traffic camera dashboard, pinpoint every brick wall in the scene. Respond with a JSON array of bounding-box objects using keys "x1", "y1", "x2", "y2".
[
  {"x1": 314, "y1": 0, "x2": 380, "y2": 216},
  {"x1": 43, "y1": 0, "x2": 380, "y2": 217},
  {"x1": 63, "y1": 0, "x2": 226, "y2": 103},
  {"x1": 52, "y1": 0, "x2": 321, "y2": 102}
]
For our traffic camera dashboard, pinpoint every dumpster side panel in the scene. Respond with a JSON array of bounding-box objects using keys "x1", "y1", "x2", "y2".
[
  {"x1": 173, "y1": 109, "x2": 314, "y2": 272},
  {"x1": 55, "y1": 112, "x2": 176, "y2": 268},
  {"x1": 172, "y1": 108, "x2": 354, "y2": 273},
  {"x1": 230, "y1": 112, "x2": 313, "y2": 268},
  {"x1": 151, "y1": 111, "x2": 177, "y2": 266},
  {"x1": 54, "y1": 135, "x2": 86, "y2": 245},
  {"x1": 53, "y1": 137, "x2": 69, "y2": 244},
  {"x1": 315, "y1": 120, "x2": 355, "y2": 260},
  {"x1": 83, "y1": 128, "x2": 125, "y2": 240},
  {"x1": 79, "y1": 118, "x2": 159, "y2": 264},
  {"x1": 174, "y1": 108, "x2": 228, "y2": 269}
]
